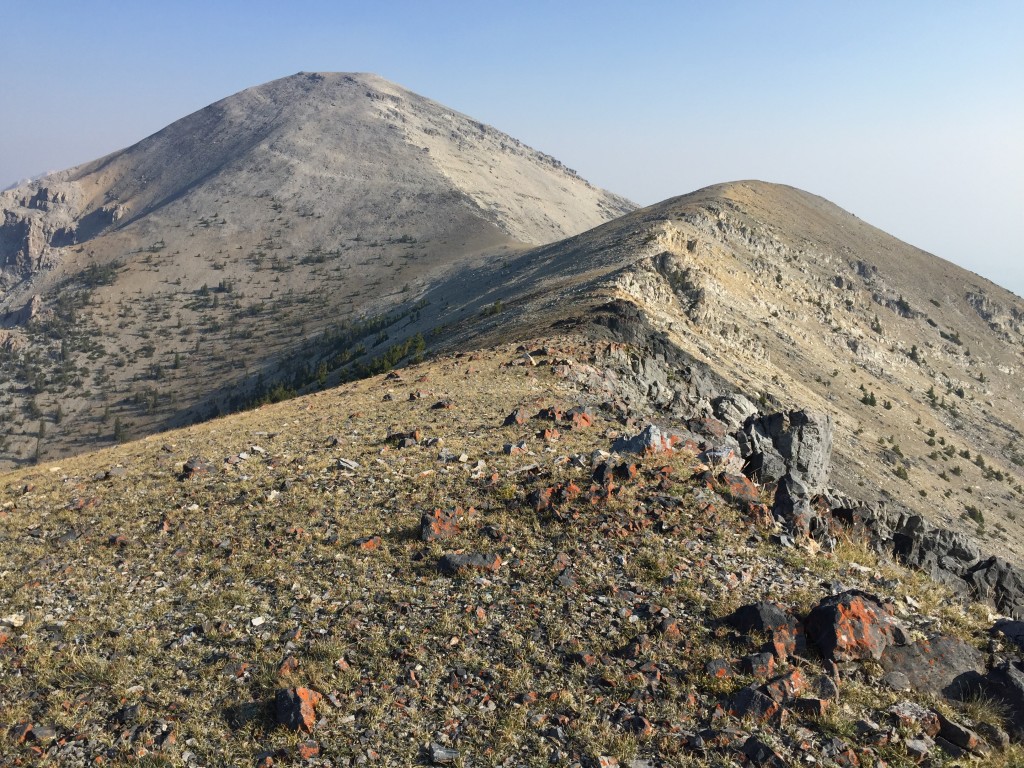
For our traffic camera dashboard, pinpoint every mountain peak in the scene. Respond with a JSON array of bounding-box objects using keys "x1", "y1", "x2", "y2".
[{"x1": 0, "y1": 72, "x2": 634, "y2": 288}]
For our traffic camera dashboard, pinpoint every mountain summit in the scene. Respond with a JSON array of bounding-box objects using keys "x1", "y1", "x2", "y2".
[
  {"x1": 0, "y1": 72, "x2": 632, "y2": 290},
  {"x1": 0, "y1": 73, "x2": 632, "y2": 458}
]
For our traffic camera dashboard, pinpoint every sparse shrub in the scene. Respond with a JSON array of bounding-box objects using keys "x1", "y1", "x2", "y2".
[
  {"x1": 480, "y1": 300, "x2": 504, "y2": 317},
  {"x1": 494, "y1": 483, "x2": 517, "y2": 501}
]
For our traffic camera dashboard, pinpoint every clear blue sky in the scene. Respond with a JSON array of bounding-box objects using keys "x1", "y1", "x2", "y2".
[{"x1": 3, "y1": 1, "x2": 1022, "y2": 296}]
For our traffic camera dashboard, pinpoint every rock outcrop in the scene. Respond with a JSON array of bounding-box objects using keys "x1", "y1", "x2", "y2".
[
  {"x1": 734, "y1": 409, "x2": 835, "y2": 540},
  {"x1": 825, "y1": 499, "x2": 1024, "y2": 619},
  {"x1": 0, "y1": 182, "x2": 89, "y2": 287}
]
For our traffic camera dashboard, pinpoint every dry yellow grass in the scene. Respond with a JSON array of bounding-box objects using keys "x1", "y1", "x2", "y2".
[{"x1": 0, "y1": 340, "x2": 1015, "y2": 766}]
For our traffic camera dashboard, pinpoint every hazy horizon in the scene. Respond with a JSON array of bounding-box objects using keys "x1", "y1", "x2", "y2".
[{"x1": 2, "y1": 1, "x2": 1021, "y2": 297}]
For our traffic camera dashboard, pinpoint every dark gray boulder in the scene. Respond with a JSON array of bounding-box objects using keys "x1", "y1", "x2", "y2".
[
  {"x1": 992, "y1": 619, "x2": 1024, "y2": 652},
  {"x1": 879, "y1": 634, "x2": 986, "y2": 698},
  {"x1": 739, "y1": 409, "x2": 833, "y2": 489},
  {"x1": 966, "y1": 557, "x2": 1024, "y2": 618},
  {"x1": 712, "y1": 393, "x2": 759, "y2": 431},
  {"x1": 739, "y1": 409, "x2": 834, "y2": 540},
  {"x1": 984, "y1": 659, "x2": 1024, "y2": 739}
]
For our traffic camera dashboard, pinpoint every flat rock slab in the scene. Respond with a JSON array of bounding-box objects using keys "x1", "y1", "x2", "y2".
[
  {"x1": 438, "y1": 552, "x2": 502, "y2": 576},
  {"x1": 879, "y1": 634, "x2": 985, "y2": 698}
]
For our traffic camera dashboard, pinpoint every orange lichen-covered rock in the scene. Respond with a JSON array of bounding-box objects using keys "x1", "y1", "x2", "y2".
[
  {"x1": 276, "y1": 687, "x2": 322, "y2": 732},
  {"x1": 805, "y1": 591, "x2": 904, "y2": 662},
  {"x1": 420, "y1": 507, "x2": 475, "y2": 542}
]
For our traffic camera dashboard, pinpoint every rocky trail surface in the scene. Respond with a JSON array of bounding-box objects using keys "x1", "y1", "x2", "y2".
[{"x1": 2, "y1": 341, "x2": 1023, "y2": 767}]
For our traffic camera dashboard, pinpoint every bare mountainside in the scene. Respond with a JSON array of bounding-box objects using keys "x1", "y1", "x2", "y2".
[
  {"x1": 0, "y1": 72, "x2": 633, "y2": 463},
  {"x1": 402, "y1": 181, "x2": 1024, "y2": 562},
  {"x1": 0, "y1": 76, "x2": 1022, "y2": 568}
]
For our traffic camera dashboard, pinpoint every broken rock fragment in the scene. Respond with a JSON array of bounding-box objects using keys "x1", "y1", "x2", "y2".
[
  {"x1": 438, "y1": 552, "x2": 502, "y2": 576},
  {"x1": 612, "y1": 424, "x2": 683, "y2": 455},
  {"x1": 727, "y1": 601, "x2": 806, "y2": 658},
  {"x1": 503, "y1": 408, "x2": 529, "y2": 426},
  {"x1": 429, "y1": 742, "x2": 460, "y2": 764},
  {"x1": 420, "y1": 507, "x2": 474, "y2": 542},
  {"x1": 275, "y1": 687, "x2": 322, "y2": 732},
  {"x1": 179, "y1": 456, "x2": 215, "y2": 479}
]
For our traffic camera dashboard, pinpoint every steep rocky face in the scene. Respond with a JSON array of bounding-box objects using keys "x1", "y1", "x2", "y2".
[
  {"x1": 0, "y1": 181, "x2": 92, "y2": 287},
  {"x1": 1, "y1": 208, "x2": 54, "y2": 285}
]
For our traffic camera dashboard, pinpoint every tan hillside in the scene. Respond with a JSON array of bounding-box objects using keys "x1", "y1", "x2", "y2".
[{"x1": 0, "y1": 72, "x2": 633, "y2": 464}]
